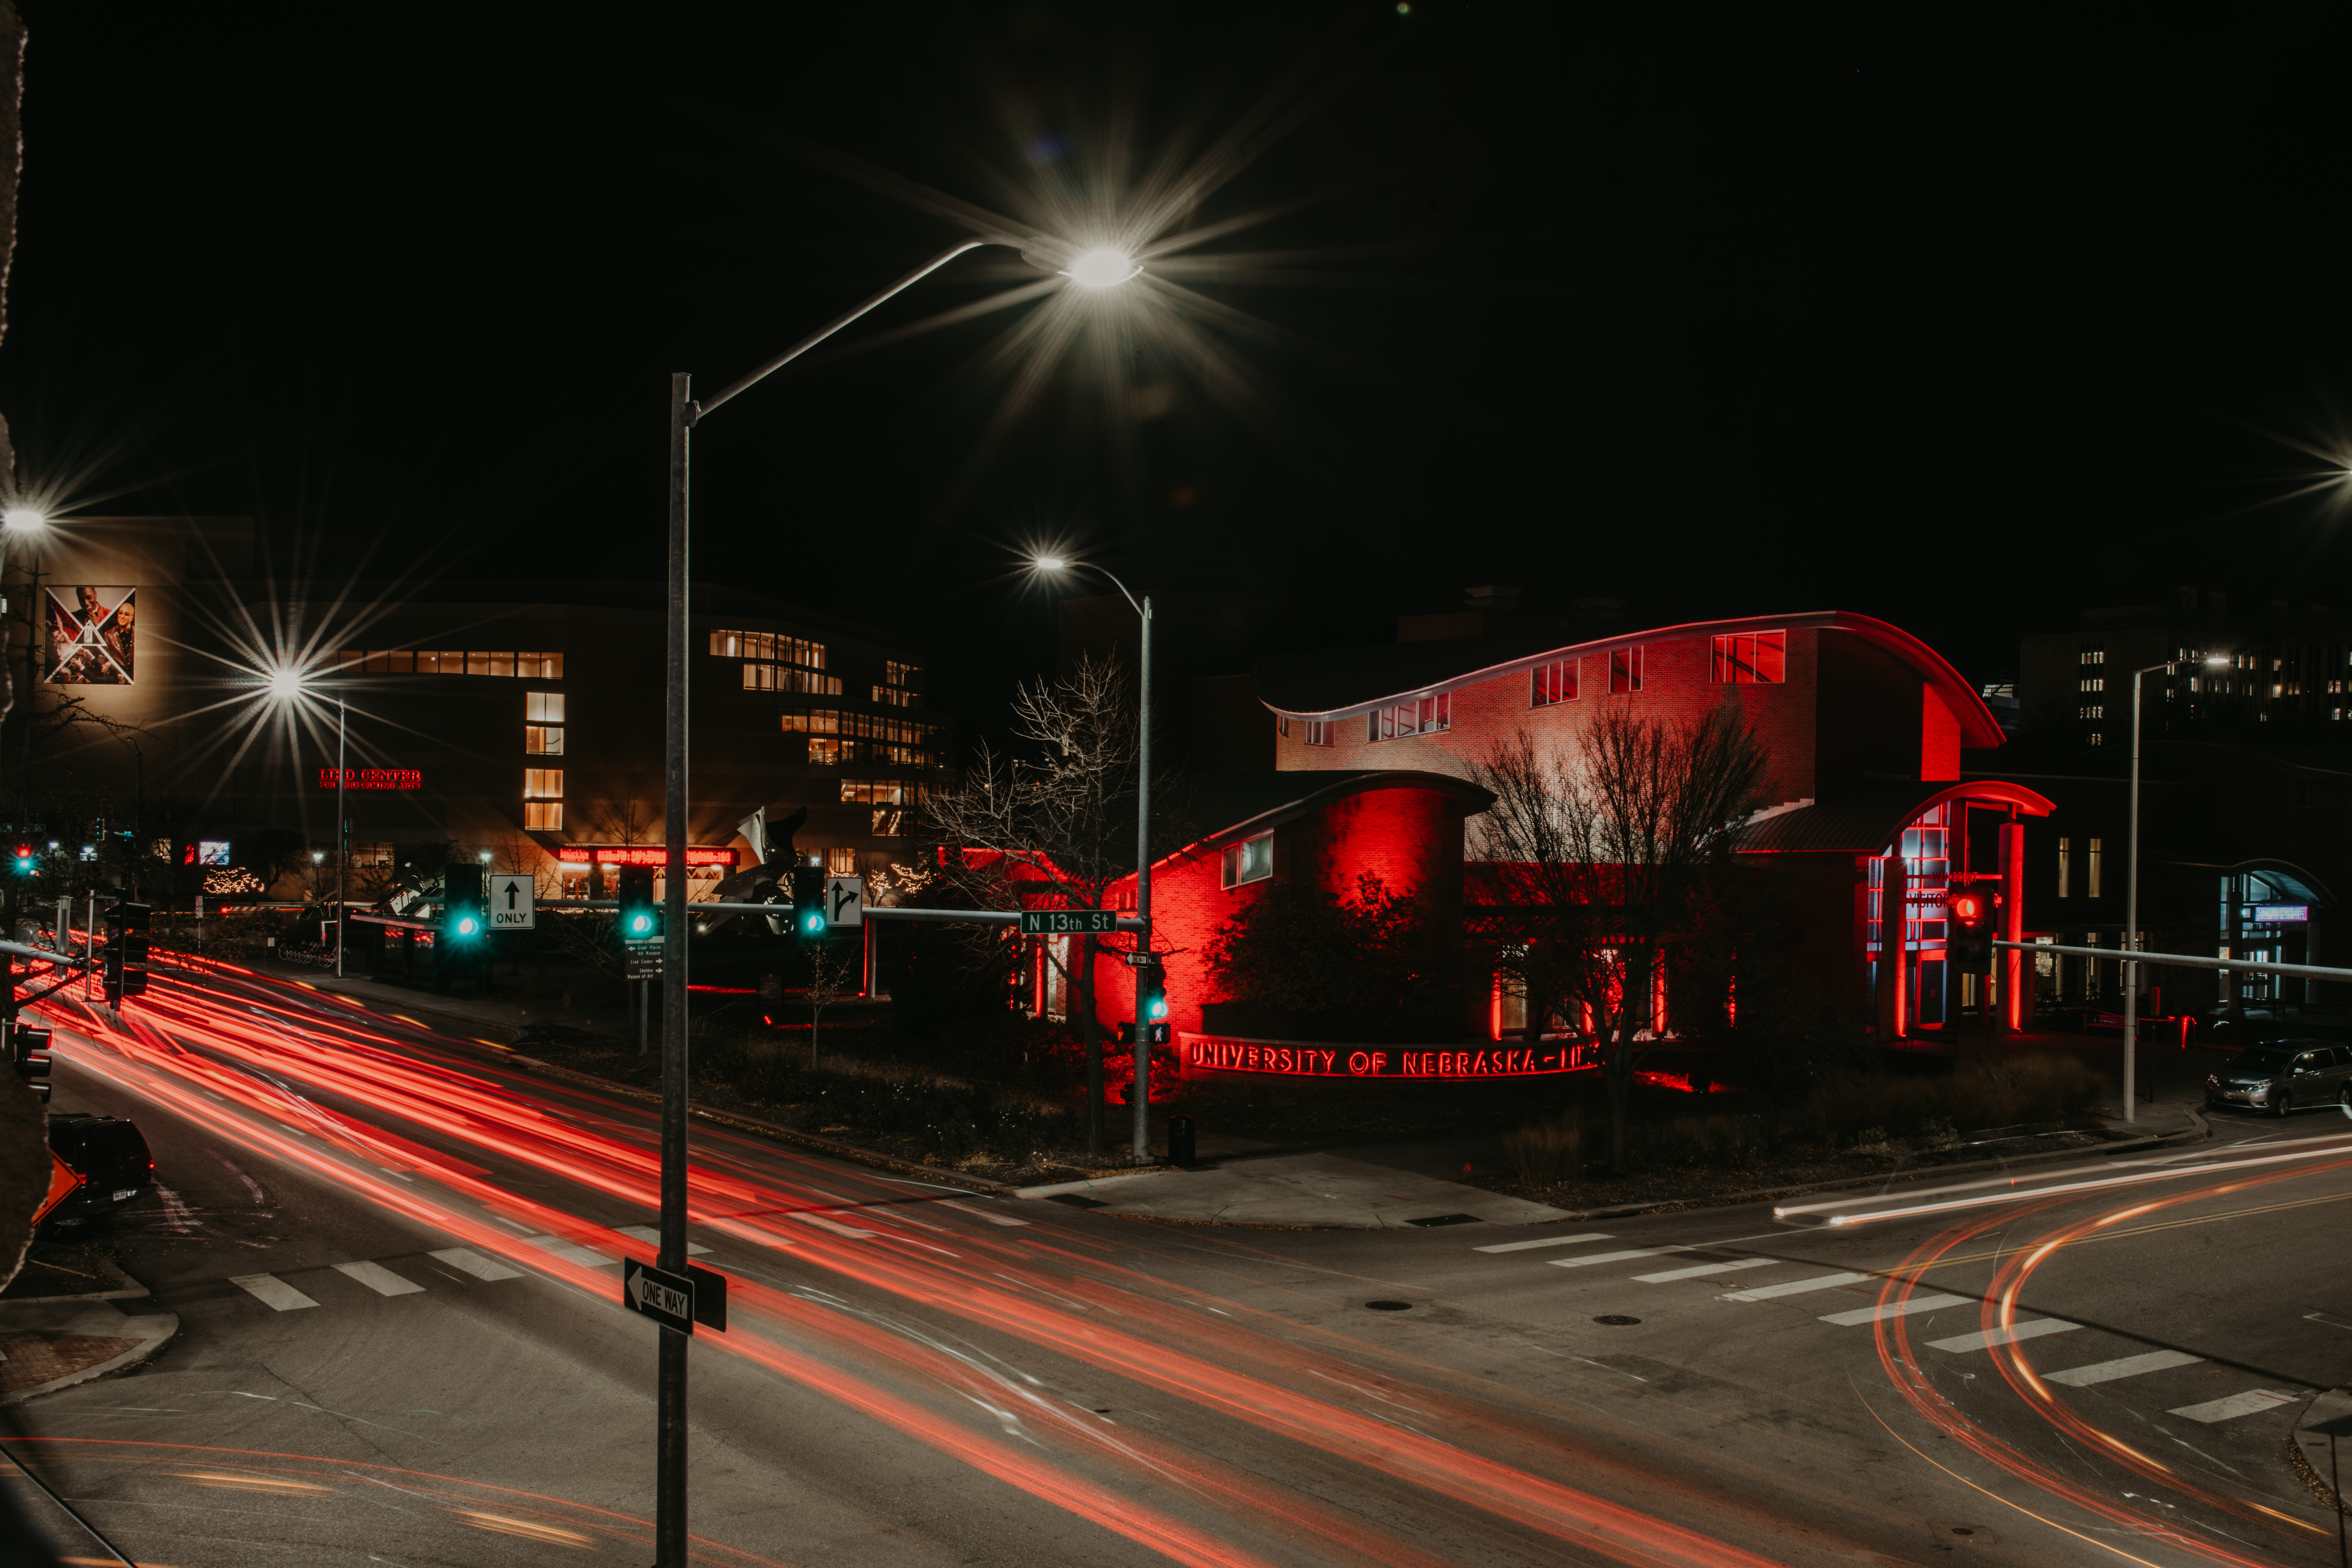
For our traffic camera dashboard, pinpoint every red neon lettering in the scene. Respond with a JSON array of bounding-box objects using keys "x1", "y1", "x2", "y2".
[
  {"x1": 1348, "y1": 1052, "x2": 1370, "y2": 1075},
  {"x1": 1320, "y1": 1051, "x2": 1335, "y2": 1074},
  {"x1": 1374, "y1": 1053, "x2": 1390, "y2": 1074}
]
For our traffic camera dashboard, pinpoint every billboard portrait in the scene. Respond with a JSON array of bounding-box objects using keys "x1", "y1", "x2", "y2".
[{"x1": 47, "y1": 585, "x2": 136, "y2": 685}]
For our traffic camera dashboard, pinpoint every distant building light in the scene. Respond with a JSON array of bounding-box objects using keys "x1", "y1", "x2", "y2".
[{"x1": 2250, "y1": 904, "x2": 2309, "y2": 923}]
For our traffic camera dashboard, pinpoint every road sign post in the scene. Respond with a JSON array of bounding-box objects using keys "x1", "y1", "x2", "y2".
[
  {"x1": 623, "y1": 1257, "x2": 696, "y2": 1335},
  {"x1": 488, "y1": 874, "x2": 536, "y2": 930}
]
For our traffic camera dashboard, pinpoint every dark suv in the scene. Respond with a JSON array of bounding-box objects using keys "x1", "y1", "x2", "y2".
[
  {"x1": 2205, "y1": 1040, "x2": 2352, "y2": 1117},
  {"x1": 41, "y1": 1113, "x2": 156, "y2": 1231}
]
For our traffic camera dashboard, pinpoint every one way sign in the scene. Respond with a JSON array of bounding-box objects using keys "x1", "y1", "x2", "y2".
[
  {"x1": 487, "y1": 874, "x2": 535, "y2": 930},
  {"x1": 623, "y1": 1257, "x2": 695, "y2": 1334}
]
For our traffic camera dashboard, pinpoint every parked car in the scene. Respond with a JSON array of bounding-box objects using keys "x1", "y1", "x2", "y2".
[
  {"x1": 2205, "y1": 1040, "x2": 2352, "y2": 1117},
  {"x1": 40, "y1": 1113, "x2": 156, "y2": 1231}
]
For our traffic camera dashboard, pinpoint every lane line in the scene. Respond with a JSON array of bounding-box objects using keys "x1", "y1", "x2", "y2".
[
  {"x1": 525, "y1": 1234, "x2": 619, "y2": 1268},
  {"x1": 1473, "y1": 1232, "x2": 1611, "y2": 1254},
  {"x1": 614, "y1": 1225, "x2": 711, "y2": 1254},
  {"x1": 429, "y1": 1248, "x2": 523, "y2": 1281},
  {"x1": 2168, "y1": 1389, "x2": 2300, "y2": 1423},
  {"x1": 1926, "y1": 1317, "x2": 2080, "y2": 1352},
  {"x1": 938, "y1": 1200, "x2": 1029, "y2": 1228},
  {"x1": 230, "y1": 1274, "x2": 319, "y2": 1311},
  {"x1": 1632, "y1": 1259, "x2": 1778, "y2": 1284},
  {"x1": 2044, "y1": 1349, "x2": 2204, "y2": 1387},
  {"x1": 1548, "y1": 1247, "x2": 1693, "y2": 1270},
  {"x1": 1720, "y1": 1271, "x2": 1874, "y2": 1302},
  {"x1": 1818, "y1": 1292, "x2": 1973, "y2": 1327},
  {"x1": 332, "y1": 1260, "x2": 426, "y2": 1297}
]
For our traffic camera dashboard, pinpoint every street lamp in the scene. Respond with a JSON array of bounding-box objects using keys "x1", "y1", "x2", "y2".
[
  {"x1": 265, "y1": 667, "x2": 348, "y2": 977},
  {"x1": 652, "y1": 235, "x2": 1137, "y2": 1568},
  {"x1": 2123, "y1": 651, "x2": 2231, "y2": 1121},
  {"x1": 1032, "y1": 555, "x2": 1155, "y2": 1165}
]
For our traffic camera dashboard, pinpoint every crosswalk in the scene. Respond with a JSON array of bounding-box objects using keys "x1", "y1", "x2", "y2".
[{"x1": 1474, "y1": 1232, "x2": 2309, "y2": 1426}]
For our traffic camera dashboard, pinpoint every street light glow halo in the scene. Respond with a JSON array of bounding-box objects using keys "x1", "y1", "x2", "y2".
[
  {"x1": 1, "y1": 505, "x2": 45, "y2": 531},
  {"x1": 1066, "y1": 247, "x2": 1141, "y2": 289},
  {"x1": 1033, "y1": 555, "x2": 1068, "y2": 571},
  {"x1": 265, "y1": 667, "x2": 307, "y2": 702}
]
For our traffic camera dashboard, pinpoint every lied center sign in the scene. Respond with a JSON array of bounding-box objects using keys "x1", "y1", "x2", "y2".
[{"x1": 1179, "y1": 1036, "x2": 1595, "y2": 1080}]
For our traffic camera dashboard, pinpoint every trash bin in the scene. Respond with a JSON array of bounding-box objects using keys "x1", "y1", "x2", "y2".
[{"x1": 1167, "y1": 1114, "x2": 1196, "y2": 1167}]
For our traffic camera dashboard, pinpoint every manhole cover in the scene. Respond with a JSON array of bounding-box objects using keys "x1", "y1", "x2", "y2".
[
  {"x1": 1592, "y1": 1315, "x2": 1642, "y2": 1326},
  {"x1": 1364, "y1": 1300, "x2": 1415, "y2": 1312}
]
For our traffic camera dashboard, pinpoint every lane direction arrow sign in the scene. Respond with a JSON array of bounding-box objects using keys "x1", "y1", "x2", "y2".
[
  {"x1": 825, "y1": 875, "x2": 864, "y2": 928},
  {"x1": 488, "y1": 874, "x2": 536, "y2": 930},
  {"x1": 622, "y1": 1257, "x2": 695, "y2": 1334}
]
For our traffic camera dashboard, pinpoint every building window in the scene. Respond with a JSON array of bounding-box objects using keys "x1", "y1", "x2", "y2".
[
  {"x1": 2079, "y1": 677, "x2": 2104, "y2": 692},
  {"x1": 525, "y1": 725, "x2": 563, "y2": 755},
  {"x1": 840, "y1": 778, "x2": 927, "y2": 805},
  {"x1": 1609, "y1": 646, "x2": 1643, "y2": 693},
  {"x1": 743, "y1": 663, "x2": 844, "y2": 695},
  {"x1": 338, "y1": 650, "x2": 562, "y2": 678},
  {"x1": 871, "y1": 808, "x2": 908, "y2": 836},
  {"x1": 788, "y1": 711, "x2": 941, "y2": 765},
  {"x1": 874, "y1": 660, "x2": 922, "y2": 706},
  {"x1": 524, "y1": 768, "x2": 563, "y2": 799},
  {"x1": 2078, "y1": 705, "x2": 2103, "y2": 719},
  {"x1": 1710, "y1": 631, "x2": 1784, "y2": 683},
  {"x1": 524, "y1": 802, "x2": 563, "y2": 831},
  {"x1": 527, "y1": 692, "x2": 566, "y2": 722},
  {"x1": 1368, "y1": 692, "x2": 1451, "y2": 741},
  {"x1": 2087, "y1": 837, "x2": 2103, "y2": 899},
  {"x1": 2080, "y1": 647, "x2": 2105, "y2": 666},
  {"x1": 1305, "y1": 719, "x2": 1334, "y2": 746},
  {"x1": 1221, "y1": 833, "x2": 1273, "y2": 888},
  {"x1": 826, "y1": 847, "x2": 858, "y2": 875},
  {"x1": 1532, "y1": 659, "x2": 1577, "y2": 705},
  {"x1": 2057, "y1": 838, "x2": 2070, "y2": 899}
]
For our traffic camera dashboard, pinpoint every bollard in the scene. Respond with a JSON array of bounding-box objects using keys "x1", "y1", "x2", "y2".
[{"x1": 1168, "y1": 1114, "x2": 1196, "y2": 1167}]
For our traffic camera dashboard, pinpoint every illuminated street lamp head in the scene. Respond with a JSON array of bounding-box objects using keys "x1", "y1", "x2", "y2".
[
  {"x1": 1, "y1": 505, "x2": 45, "y2": 532},
  {"x1": 265, "y1": 667, "x2": 307, "y2": 702},
  {"x1": 1066, "y1": 248, "x2": 1140, "y2": 289},
  {"x1": 1032, "y1": 555, "x2": 1068, "y2": 572},
  {"x1": 2204, "y1": 654, "x2": 2229, "y2": 667}
]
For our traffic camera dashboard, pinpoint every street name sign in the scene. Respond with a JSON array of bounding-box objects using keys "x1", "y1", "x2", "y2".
[
  {"x1": 623, "y1": 1257, "x2": 695, "y2": 1334},
  {"x1": 488, "y1": 874, "x2": 536, "y2": 930},
  {"x1": 1019, "y1": 909, "x2": 1118, "y2": 936},
  {"x1": 1122, "y1": 952, "x2": 1161, "y2": 968},
  {"x1": 825, "y1": 875, "x2": 864, "y2": 928}
]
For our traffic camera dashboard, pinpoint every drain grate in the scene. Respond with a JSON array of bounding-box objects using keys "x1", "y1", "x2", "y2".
[{"x1": 1405, "y1": 1213, "x2": 1482, "y2": 1228}]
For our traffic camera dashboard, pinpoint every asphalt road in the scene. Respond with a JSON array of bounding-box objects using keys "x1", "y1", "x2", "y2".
[{"x1": 8, "y1": 962, "x2": 2349, "y2": 1568}]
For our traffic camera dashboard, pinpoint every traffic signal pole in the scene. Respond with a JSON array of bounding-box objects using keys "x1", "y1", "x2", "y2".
[
  {"x1": 658, "y1": 370, "x2": 692, "y2": 1568},
  {"x1": 1132, "y1": 593, "x2": 1153, "y2": 1166}
]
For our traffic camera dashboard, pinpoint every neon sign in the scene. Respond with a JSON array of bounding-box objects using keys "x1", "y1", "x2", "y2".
[
  {"x1": 583, "y1": 845, "x2": 739, "y2": 868},
  {"x1": 1180, "y1": 1035, "x2": 1591, "y2": 1079},
  {"x1": 318, "y1": 768, "x2": 423, "y2": 791}
]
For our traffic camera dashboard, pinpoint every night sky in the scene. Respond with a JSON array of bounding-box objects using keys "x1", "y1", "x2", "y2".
[{"x1": 8, "y1": 5, "x2": 2352, "y2": 746}]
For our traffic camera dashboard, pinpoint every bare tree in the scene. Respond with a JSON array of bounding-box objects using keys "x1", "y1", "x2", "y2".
[
  {"x1": 925, "y1": 653, "x2": 1141, "y2": 1153},
  {"x1": 1468, "y1": 702, "x2": 1770, "y2": 1174},
  {"x1": 804, "y1": 939, "x2": 855, "y2": 1069}
]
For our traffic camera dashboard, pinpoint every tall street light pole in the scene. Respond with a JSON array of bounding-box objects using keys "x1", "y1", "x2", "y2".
[
  {"x1": 1032, "y1": 557, "x2": 1155, "y2": 1164},
  {"x1": 2124, "y1": 652, "x2": 2229, "y2": 1122},
  {"x1": 654, "y1": 237, "x2": 1139, "y2": 1567},
  {"x1": 335, "y1": 696, "x2": 348, "y2": 979}
]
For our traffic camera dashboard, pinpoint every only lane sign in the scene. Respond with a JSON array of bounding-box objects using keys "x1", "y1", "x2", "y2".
[
  {"x1": 623, "y1": 1257, "x2": 695, "y2": 1334},
  {"x1": 488, "y1": 874, "x2": 536, "y2": 930}
]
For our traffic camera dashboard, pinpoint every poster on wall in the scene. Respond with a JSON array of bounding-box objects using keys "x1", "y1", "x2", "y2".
[{"x1": 46, "y1": 586, "x2": 136, "y2": 685}]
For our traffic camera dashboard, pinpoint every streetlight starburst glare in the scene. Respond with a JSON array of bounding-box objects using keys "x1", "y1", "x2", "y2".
[
  {"x1": 2, "y1": 506, "x2": 45, "y2": 531},
  {"x1": 1066, "y1": 248, "x2": 1139, "y2": 289},
  {"x1": 265, "y1": 667, "x2": 307, "y2": 701},
  {"x1": 1033, "y1": 554, "x2": 1068, "y2": 571}
]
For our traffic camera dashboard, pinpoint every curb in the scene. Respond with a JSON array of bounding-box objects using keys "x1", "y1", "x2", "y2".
[
  {"x1": 2289, "y1": 1386, "x2": 2352, "y2": 1516},
  {"x1": 0, "y1": 1282, "x2": 179, "y2": 1406}
]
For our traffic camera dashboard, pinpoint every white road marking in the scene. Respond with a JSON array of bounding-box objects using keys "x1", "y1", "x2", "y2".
[
  {"x1": 2167, "y1": 1389, "x2": 2300, "y2": 1423},
  {"x1": 614, "y1": 1226, "x2": 711, "y2": 1254},
  {"x1": 2045, "y1": 1349, "x2": 2203, "y2": 1386},
  {"x1": 1473, "y1": 1232, "x2": 1611, "y2": 1254},
  {"x1": 939, "y1": 1200, "x2": 1029, "y2": 1227},
  {"x1": 1633, "y1": 1259, "x2": 1779, "y2": 1283},
  {"x1": 332, "y1": 1261, "x2": 425, "y2": 1296},
  {"x1": 1720, "y1": 1271, "x2": 1874, "y2": 1302},
  {"x1": 1818, "y1": 1292, "x2": 1973, "y2": 1327},
  {"x1": 230, "y1": 1273, "x2": 320, "y2": 1311},
  {"x1": 1927, "y1": 1317, "x2": 2080, "y2": 1352},
  {"x1": 429, "y1": 1248, "x2": 523, "y2": 1281},
  {"x1": 524, "y1": 1234, "x2": 618, "y2": 1268},
  {"x1": 1549, "y1": 1247, "x2": 1694, "y2": 1270},
  {"x1": 789, "y1": 1212, "x2": 879, "y2": 1239}
]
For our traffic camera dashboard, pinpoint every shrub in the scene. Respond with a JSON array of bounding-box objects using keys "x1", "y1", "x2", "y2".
[
  {"x1": 1505, "y1": 1104, "x2": 1770, "y2": 1181},
  {"x1": 714, "y1": 1050, "x2": 1077, "y2": 1162},
  {"x1": 1808, "y1": 1053, "x2": 2104, "y2": 1143}
]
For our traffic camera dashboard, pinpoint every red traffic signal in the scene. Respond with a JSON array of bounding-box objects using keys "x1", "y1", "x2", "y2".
[{"x1": 1949, "y1": 888, "x2": 1993, "y2": 932}]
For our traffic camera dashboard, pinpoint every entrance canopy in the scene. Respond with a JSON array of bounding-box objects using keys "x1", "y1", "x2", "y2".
[{"x1": 1738, "y1": 779, "x2": 2055, "y2": 857}]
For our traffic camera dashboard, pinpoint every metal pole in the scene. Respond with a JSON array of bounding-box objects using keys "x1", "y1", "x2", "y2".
[
  {"x1": 656, "y1": 370, "x2": 693, "y2": 1568},
  {"x1": 1132, "y1": 593, "x2": 1152, "y2": 1164},
  {"x1": 2332, "y1": 1430, "x2": 2345, "y2": 1568},
  {"x1": 2124, "y1": 667, "x2": 2142, "y2": 1124},
  {"x1": 335, "y1": 698, "x2": 347, "y2": 979}
]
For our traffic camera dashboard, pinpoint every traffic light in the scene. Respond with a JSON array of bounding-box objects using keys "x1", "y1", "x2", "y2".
[
  {"x1": 11, "y1": 843, "x2": 32, "y2": 875},
  {"x1": 442, "y1": 863, "x2": 485, "y2": 945},
  {"x1": 8, "y1": 1022, "x2": 52, "y2": 1104},
  {"x1": 101, "y1": 899, "x2": 152, "y2": 1007},
  {"x1": 789, "y1": 866, "x2": 825, "y2": 940},
  {"x1": 1948, "y1": 884, "x2": 1993, "y2": 974},
  {"x1": 616, "y1": 866, "x2": 659, "y2": 941}
]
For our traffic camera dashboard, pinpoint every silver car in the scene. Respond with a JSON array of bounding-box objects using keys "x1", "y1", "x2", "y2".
[{"x1": 2206, "y1": 1040, "x2": 2352, "y2": 1117}]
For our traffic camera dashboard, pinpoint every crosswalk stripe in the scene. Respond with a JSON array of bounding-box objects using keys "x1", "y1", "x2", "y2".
[
  {"x1": 1633, "y1": 1259, "x2": 1777, "y2": 1284},
  {"x1": 2045, "y1": 1349, "x2": 2203, "y2": 1386},
  {"x1": 332, "y1": 1261, "x2": 425, "y2": 1296},
  {"x1": 429, "y1": 1248, "x2": 523, "y2": 1281},
  {"x1": 1818, "y1": 1292, "x2": 1972, "y2": 1327},
  {"x1": 230, "y1": 1274, "x2": 319, "y2": 1311},
  {"x1": 790, "y1": 1212, "x2": 878, "y2": 1239},
  {"x1": 1720, "y1": 1271, "x2": 1873, "y2": 1302},
  {"x1": 938, "y1": 1200, "x2": 1029, "y2": 1227},
  {"x1": 1927, "y1": 1318, "x2": 2080, "y2": 1353},
  {"x1": 2167, "y1": 1389, "x2": 2299, "y2": 1423},
  {"x1": 615, "y1": 1225, "x2": 711, "y2": 1254},
  {"x1": 1549, "y1": 1247, "x2": 1693, "y2": 1270},
  {"x1": 1474, "y1": 1232, "x2": 1612, "y2": 1254},
  {"x1": 525, "y1": 1234, "x2": 619, "y2": 1268}
]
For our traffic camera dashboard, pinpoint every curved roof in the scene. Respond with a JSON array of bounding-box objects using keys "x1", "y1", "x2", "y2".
[
  {"x1": 1739, "y1": 780, "x2": 2056, "y2": 856},
  {"x1": 1257, "y1": 610, "x2": 2007, "y2": 750},
  {"x1": 2222, "y1": 858, "x2": 2337, "y2": 909},
  {"x1": 1185, "y1": 769, "x2": 1494, "y2": 852}
]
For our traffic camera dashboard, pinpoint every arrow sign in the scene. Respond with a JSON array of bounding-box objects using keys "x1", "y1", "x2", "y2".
[
  {"x1": 622, "y1": 1257, "x2": 695, "y2": 1334},
  {"x1": 825, "y1": 875, "x2": 863, "y2": 928},
  {"x1": 488, "y1": 874, "x2": 536, "y2": 930}
]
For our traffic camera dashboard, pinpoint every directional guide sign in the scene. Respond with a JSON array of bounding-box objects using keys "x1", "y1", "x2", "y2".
[
  {"x1": 1018, "y1": 909, "x2": 1118, "y2": 936},
  {"x1": 824, "y1": 874, "x2": 863, "y2": 928},
  {"x1": 488, "y1": 874, "x2": 535, "y2": 930},
  {"x1": 623, "y1": 1257, "x2": 695, "y2": 1334}
]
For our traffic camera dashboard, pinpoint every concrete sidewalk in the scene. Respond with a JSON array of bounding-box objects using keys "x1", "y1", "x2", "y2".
[{"x1": 1, "y1": 1249, "x2": 178, "y2": 1405}]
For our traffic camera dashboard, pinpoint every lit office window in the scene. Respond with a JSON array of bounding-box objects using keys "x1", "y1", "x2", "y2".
[
  {"x1": 1368, "y1": 693, "x2": 1451, "y2": 741},
  {"x1": 2087, "y1": 838, "x2": 2103, "y2": 899},
  {"x1": 826, "y1": 847, "x2": 858, "y2": 875},
  {"x1": 524, "y1": 768, "x2": 563, "y2": 799},
  {"x1": 524, "y1": 803, "x2": 563, "y2": 831},
  {"x1": 527, "y1": 692, "x2": 566, "y2": 722},
  {"x1": 525, "y1": 726, "x2": 563, "y2": 755},
  {"x1": 2057, "y1": 838, "x2": 2071, "y2": 899}
]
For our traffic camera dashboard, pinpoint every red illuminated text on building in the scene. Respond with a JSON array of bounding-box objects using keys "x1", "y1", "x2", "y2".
[
  {"x1": 317, "y1": 768, "x2": 423, "y2": 791},
  {"x1": 581, "y1": 845, "x2": 739, "y2": 868},
  {"x1": 1180, "y1": 1035, "x2": 1590, "y2": 1079}
]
